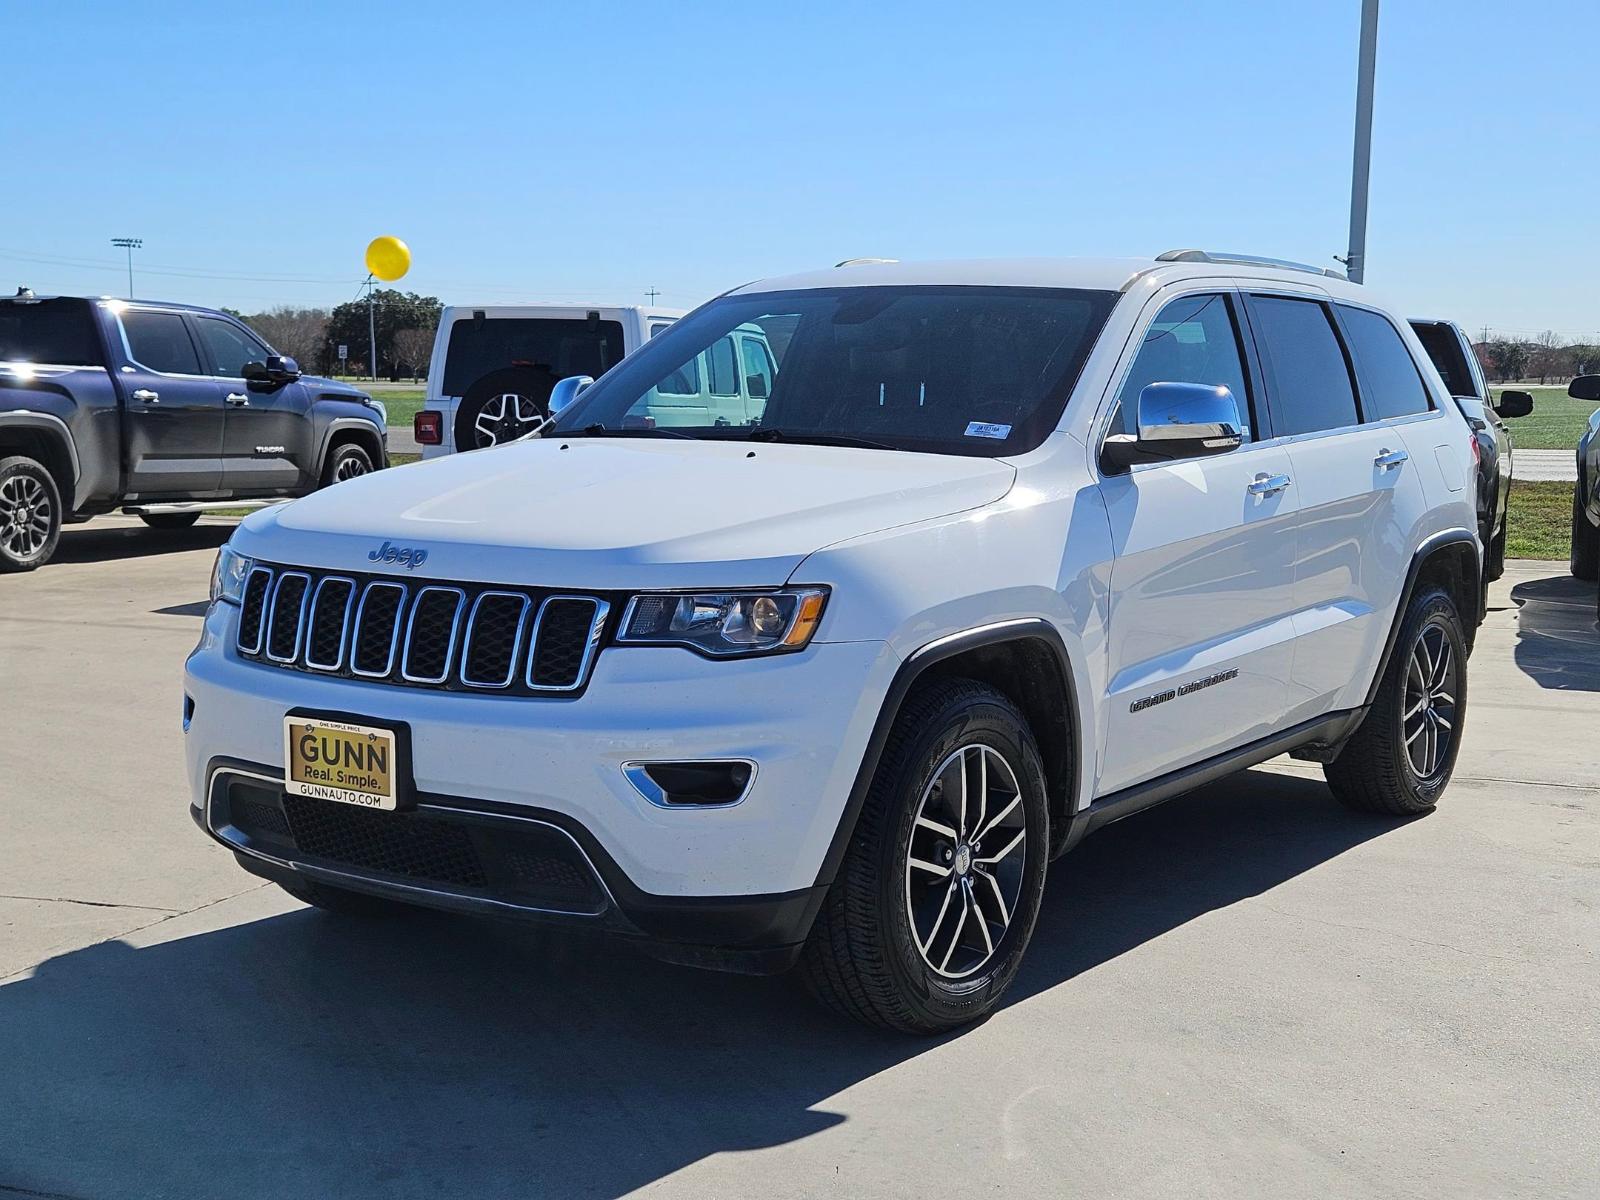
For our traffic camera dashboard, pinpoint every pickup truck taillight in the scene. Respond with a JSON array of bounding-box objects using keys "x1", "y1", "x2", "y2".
[{"x1": 414, "y1": 410, "x2": 443, "y2": 445}]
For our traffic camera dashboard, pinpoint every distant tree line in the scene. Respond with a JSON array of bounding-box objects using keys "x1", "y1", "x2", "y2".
[
  {"x1": 223, "y1": 290, "x2": 441, "y2": 380},
  {"x1": 1472, "y1": 333, "x2": 1600, "y2": 384}
]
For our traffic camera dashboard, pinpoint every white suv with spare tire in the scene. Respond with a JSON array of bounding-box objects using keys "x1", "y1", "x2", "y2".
[{"x1": 187, "y1": 252, "x2": 1480, "y2": 1033}]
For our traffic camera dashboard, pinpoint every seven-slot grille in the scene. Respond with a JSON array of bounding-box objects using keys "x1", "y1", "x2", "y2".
[{"x1": 237, "y1": 564, "x2": 610, "y2": 695}]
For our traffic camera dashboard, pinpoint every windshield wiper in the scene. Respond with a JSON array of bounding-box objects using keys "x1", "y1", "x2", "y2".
[
  {"x1": 745, "y1": 428, "x2": 896, "y2": 451},
  {"x1": 565, "y1": 422, "x2": 697, "y2": 441}
]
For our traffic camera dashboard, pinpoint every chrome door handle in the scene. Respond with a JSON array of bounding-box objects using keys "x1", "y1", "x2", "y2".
[
  {"x1": 132, "y1": 388, "x2": 159, "y2": 405},
  {"x1": 1374, "y1": 447, "x2": 1409, "y2": 470},
  {"x1": 225, "y1": 392, "x2": 250, "y2": 407},
  {"x1": 1247, "y1": 472, "x2": 1292, "y2": 496}
]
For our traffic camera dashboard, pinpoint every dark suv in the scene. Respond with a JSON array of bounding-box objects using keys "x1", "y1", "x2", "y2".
[{"x1": 0, "y1": 293, "x2": 387, "y2": 570}]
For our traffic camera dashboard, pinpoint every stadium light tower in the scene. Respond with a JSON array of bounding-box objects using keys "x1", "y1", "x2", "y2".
[
  {"x1": 110, "y1": 237, "x2": 143, "y2": 298},
  {"x1": 1343, "y1": 0, "x2": 1380, "y2": 283}
]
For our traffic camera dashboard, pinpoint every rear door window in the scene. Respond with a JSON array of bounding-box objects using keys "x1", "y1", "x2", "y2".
[
  {"x1": 1247, "y1": 296, "x2": 1359, "y2": 436},
  {"x1": 120, "y1": 310, "x2": 203, "y2": 375},
  {"x1": 1341, "y1": 307, "x2": 1432, "y2": 420},
  {"x1": 739, "y1": 335, "x2": 774, "y2": 399}
]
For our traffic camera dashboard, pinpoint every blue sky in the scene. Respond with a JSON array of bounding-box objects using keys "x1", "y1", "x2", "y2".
[{"x1": 4, "y1": 0, "x2": 1595, "y2": 338}]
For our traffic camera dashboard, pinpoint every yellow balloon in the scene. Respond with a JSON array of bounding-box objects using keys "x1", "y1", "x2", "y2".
[{"x1": 365, "y1": 236, "x2": 411, "y2": 282}]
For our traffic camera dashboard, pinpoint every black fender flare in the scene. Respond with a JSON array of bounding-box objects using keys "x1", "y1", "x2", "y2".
[
  {"x1": 1365, "y1": 528, "x2": 1480, "y2": 708},
  {"x1": 811, "y1": 618, "x2": 1084, "y2": 897},
  {"x1": 315, "y1": 417, "x2": 386, "y2": 478},
  {"x1": 0, "y1": 412, "x2": 82, "y2": 505}
]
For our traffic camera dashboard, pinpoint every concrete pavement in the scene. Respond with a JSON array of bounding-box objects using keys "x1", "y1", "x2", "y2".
[
  {"x1": 1515, "y1": 448, "x2": 1578, "y2": 482},
  {"x1": 1, "y1": 524, "x2": 1596, "y2": 1199}
]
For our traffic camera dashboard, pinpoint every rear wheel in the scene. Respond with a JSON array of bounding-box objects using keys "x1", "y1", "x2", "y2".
[
  {"x1": 0, "y1": 455, "x2": 61, "y2": 572},
  {"x1": 1571, "y1": 485, "x2": 1598, "y2": 580},
  {"x1": 139, "y1": 512, "x2": 201, "y2": 531},
  {"x1": 801, "y1": 678, "x2": 1050, "y2": 1033},
  {"x1": 1325, "y1": 587, "x2": 1466, "y2": 815}
]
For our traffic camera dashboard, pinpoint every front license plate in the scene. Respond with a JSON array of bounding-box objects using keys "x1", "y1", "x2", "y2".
[{"x1": 284, "y1": 715, "x2": 398, "y2": 810}]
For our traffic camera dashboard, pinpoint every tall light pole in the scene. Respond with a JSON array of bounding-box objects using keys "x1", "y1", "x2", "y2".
[
  {"x1": 110, "y1": 237, "x2": 142, "y2": 298},
  {"x1": 1344, "y1": 0, "x2": 1380, "y2": 284}
]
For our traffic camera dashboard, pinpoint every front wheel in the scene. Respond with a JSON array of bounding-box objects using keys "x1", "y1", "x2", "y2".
[
  {"x1": 1325, "y1": 587, "x2": 1467, "y2": 815},
  {"x1": 320, "y1": 442, "x2": 375, "y2": 488},
  {"x1": 0, "y1": 455, "x2": 62, "y2": 572},
  {"x1": 801, "y1": 678, "x2": 1050, "y2": 1033}
]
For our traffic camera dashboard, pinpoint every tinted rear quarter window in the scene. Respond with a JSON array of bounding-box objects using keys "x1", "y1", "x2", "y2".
[
  {"x1": 120, "y1": 310, "x2": 202, "y2": 375},
  {"x1": 0, "y1": 299, "x2": 102, "y2": 366},
  {"x1": 1341, "y1": 307, "x2": 1432, "y2": 420},
  {"x1": 1248, "y1": 296, "x2": 1358, "y2": 436}
]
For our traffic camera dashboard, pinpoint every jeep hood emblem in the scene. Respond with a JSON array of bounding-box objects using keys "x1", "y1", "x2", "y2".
[{"x1": 368, "y1": 540, "x2": 428, "y2": 570}]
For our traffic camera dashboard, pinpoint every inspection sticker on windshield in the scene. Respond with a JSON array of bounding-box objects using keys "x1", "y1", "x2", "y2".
[{"x1": 964, "y1": 421, "x2": 1012, "y2": 440}]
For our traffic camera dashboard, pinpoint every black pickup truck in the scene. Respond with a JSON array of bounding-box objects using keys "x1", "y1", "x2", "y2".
[{"x1": 0, "y1": 292, "x2": 387, "y2": 570}]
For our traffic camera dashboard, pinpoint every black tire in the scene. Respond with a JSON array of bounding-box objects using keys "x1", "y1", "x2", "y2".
[
  {"x1": 800, "y1": 678, "x2": 1050, "y2": 1034},
  {"x1": 1325, "y1": 587, "x2": 1467, "y2": 816},
  {"x1": 1570, "y1": 484, "x2": 1598, "y2": 580},
  {"x1": 454, "y1": 366, "x2": 557, "y2": 450},
  {"x1": 0, "y1": 455, "x2": 62, "y2": 572},
  {"x1": 320, "y1": 441, "x2": 375, "y2": 488},
  {"x1": 277, "y1": 877, "x2": 415, "y2": 918},
  {"x1": 139, "y1": 512, "x2": 201, "y2": 531}
]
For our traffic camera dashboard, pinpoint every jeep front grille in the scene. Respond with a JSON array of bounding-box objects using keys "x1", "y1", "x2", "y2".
[{"x1": 237, "y1": 563, "x2": 610, "y2": 696}]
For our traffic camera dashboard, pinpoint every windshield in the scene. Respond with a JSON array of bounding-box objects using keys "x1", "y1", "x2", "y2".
[{"x1": 551, "y1": 285, "x2": 1117, "y2": 456}]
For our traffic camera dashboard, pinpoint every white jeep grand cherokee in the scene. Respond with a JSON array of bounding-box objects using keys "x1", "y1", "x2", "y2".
[{"x1": 187, "y1": 252, "x2": 1480, "y2": 1033}]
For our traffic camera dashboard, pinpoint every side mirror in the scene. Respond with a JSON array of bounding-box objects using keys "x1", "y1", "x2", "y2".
[
  {"x1": 1569, "y1": 375, "x2": 1600, "y2": 402},
  {"x1": 1495, "y1": 390, "x2": 1534, "y2": 418},
  {"x1": 547, "y1": 374, "x2": 594, "y2": 420},
  {"x1": 746, "y1": 373, "x2": 770, "y2": 399},
  {"x1": 242, "y1": 356, "x2": 301, "y2": 387},
  {"x1": 1102, "y1": 382, "x2": 1245, "y2": 472}
]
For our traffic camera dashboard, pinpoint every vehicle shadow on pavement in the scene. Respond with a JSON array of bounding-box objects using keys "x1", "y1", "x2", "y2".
[
  {"x1": 1509, "y1": 574, "x2": 1600, "y2": 691},
  {"x1": 50, "y1": 521, "x2": 234, "y2": 565},
  {"x1": 0, "y1": 769, "x2": 1394, "y2": 1200}
]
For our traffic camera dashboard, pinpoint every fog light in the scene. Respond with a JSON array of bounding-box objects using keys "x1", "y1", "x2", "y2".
[{"x1": 622, "y1": 760, "x2": 756, "y2": 807}]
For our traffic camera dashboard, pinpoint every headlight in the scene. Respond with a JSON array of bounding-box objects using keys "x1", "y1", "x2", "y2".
[
  {"x1": 365, "y1": 398, "x2": 388, "y2": 427},
  {"x1": 210, "y1": 544, "x2": 255, "y2": 605},
  {"x1": 619, "y1": 588, "x2": 828, "y2": 656}
]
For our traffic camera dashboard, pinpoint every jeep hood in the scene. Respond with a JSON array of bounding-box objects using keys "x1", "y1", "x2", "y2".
[{"x1": 233, "y1": 438, "x2": 1015, "y2": 589}]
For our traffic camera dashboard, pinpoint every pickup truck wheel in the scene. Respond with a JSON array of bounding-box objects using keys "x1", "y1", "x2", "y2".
[
  {"x1": 139, "y1": 513, "x2": 201, "y2": 531},
  {"x1": 801, "y1": 678, "x2": 1049, "y2": 1033},
  {"x1": 455, "y1": 367, "x2": 555, "y2": 449},
  {"x1": 1324, "y1": 588, "x2": 1466, "y2": 815},
  {"x1": 1570, "y1": 485, "x2": 1598, "y2": 580},
  {"x1": 0, "y1": 455, "x2": 62, "y2": 572},
  {"x1": 320, "y1": 442, "x2": 374, "y2": 487},
  {"x1": 277, "y1": 877, "x2": 416, "y2": 918}
]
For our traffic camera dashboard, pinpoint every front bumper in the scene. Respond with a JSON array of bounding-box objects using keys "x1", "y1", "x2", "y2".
[{"x1": 184, "y1": 599, "x2": 899, "y2": 953}]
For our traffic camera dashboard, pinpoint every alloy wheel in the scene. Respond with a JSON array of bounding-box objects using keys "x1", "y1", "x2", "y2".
[
  {"x1": 472, "y1": 393, "x2": 547, "y2": 447},
  {"x1": 334, "y1": 454, "x2": 370, "y2": 482},
  {"x1": 904, "y1": 743, "x2": 1027, "y2": 980},
  {"x1": 1404, "y1": 621, "x2": 1457, "y2": 779},
  {"x1": 0, "y1": 473, "x2": 52, "y2": 560}
]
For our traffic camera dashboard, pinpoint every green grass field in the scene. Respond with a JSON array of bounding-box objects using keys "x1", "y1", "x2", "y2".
[
  {"x1": 1505, "y1": 479, "x2": 1574, "y2": 561},
  {"x1": 1493, "y1": 386, "x2": 1597, "y2": 450},
  {"x1": 371, "y1": 388, "x2": 426, "y2": 430}
]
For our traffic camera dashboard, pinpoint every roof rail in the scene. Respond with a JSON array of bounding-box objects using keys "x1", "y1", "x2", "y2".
[
  {"x1": 834, "y1": 257, "x2": 899, "y2": 268},
  {"x1": 1156, "y1": 249, "x2": 1347, "y2": 280}
]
